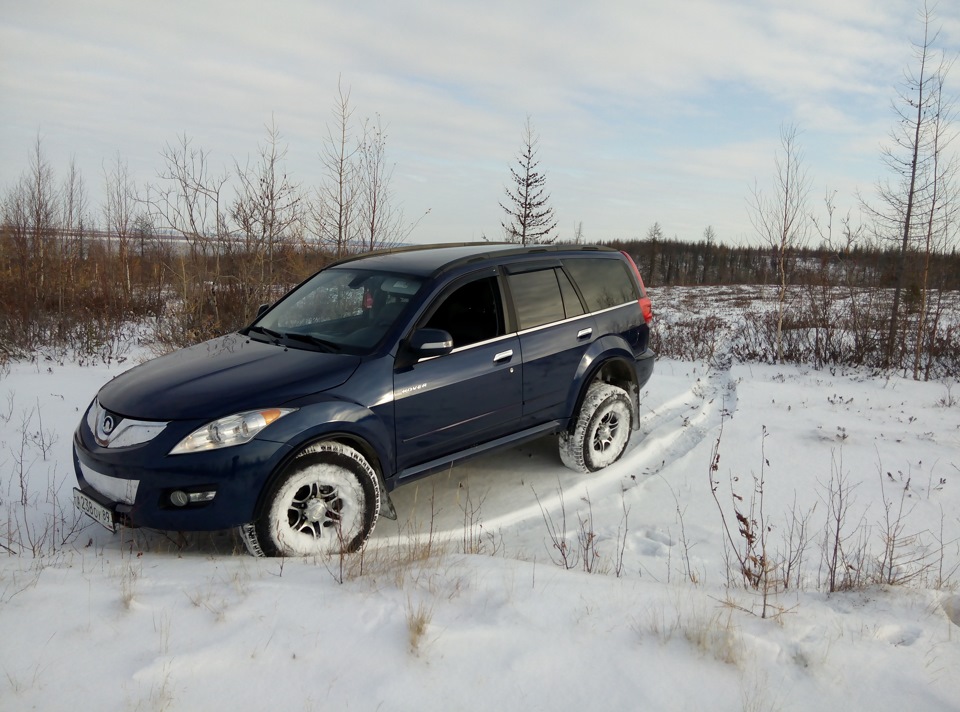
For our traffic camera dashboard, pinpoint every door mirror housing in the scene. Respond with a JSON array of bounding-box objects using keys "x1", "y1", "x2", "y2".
[{"x1": 408, "y1": 328, "x2": 454, "y2": 357}]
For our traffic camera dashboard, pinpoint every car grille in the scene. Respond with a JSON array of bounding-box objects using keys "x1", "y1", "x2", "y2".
[{"x1": 87, "y1": 400, "x2": 168, "y2": 448}]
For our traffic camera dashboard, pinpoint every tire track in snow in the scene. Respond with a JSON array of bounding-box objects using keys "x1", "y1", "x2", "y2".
[
  {"x1": 628, "y1": 357, "x2": 737, "y2": 481},
  {"x1": 374, "y1": 358, "x2": 739, "y2": 548},
  {"x1": 619, "y1": 357, "x2": 737, "y2": 565}
]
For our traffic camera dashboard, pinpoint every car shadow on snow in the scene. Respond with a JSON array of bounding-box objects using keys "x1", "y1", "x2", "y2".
[{"x1": 78, "y1": 434, "x2": 595, "y2": 559}]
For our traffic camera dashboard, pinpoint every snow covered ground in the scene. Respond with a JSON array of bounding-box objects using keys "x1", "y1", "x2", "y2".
[{"x1": 2, "y1": 326, "x2": 960, "y2": 710}]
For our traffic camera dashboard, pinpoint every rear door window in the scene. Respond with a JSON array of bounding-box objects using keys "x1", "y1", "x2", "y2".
[
  {"x1": 507, "y1": 269, "x2": 566, "y2": 330},
  {"x1": 563, "y1": 258, "x2": 638, "y2": 311}
]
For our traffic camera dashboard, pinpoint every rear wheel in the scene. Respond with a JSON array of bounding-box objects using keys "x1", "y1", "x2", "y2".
[
  {"x1": 240, "y1": 442, "x2": 380, "y2": 557},
  {"x1": 559, "y1": 382, "x2": 633, "y2": 473}
]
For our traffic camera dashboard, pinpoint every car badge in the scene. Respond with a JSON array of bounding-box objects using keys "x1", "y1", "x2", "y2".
[{"x1": 102, "y1": 414, "x2": 115, "y2": 435}]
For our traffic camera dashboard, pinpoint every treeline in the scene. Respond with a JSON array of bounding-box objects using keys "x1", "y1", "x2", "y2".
[
  {"x1": 0, "y1": 219, "x2": 335, "y2": 364},
  {"x1": 4, "y1": 219, "x2": 959, "y2": 379},
  {"x1": 1, "y1": 130, "x2": 957, "y2": 379},
  {"x1": 602, "y1": 237, "x2": 960, "y2": 292},
  {"x1": 606, "y1": 236, "x2": 960, "y2": 379},
  {"x1": 1, "y1": 91, "x2": 417, "y2": 363}
]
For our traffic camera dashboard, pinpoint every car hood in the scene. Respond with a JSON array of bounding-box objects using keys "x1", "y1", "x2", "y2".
[{"x1": 97, "y1": 334, "x2": 361, "y2": 421}]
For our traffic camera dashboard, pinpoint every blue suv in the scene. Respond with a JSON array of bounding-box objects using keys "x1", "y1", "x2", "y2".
[{"x1": 73, "y1": 243, "x2": 654, "y2": 556}]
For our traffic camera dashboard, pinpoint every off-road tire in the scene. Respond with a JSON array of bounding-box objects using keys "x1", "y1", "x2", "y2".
[
  {"x1": 559, "y1": 382, "x2": 633, "y2": 473},
  {"x1": 239, "y1": 441, "x2": 381, "y2": 557}
]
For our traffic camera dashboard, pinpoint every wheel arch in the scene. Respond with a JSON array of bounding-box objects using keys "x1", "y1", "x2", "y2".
[
  {"x1": 566, "y1": 346, "x2": 640, "y2": 433},
  {"x1": 252, "y1": 427, "x2": 397, "y2": 523}
]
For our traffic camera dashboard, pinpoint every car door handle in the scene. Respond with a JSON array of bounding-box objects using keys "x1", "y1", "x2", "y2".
[
  {"x1": 493, "y1": 349, "x2": 514, "y2": 363},
  {"x1": 577, "y1": 328, "x2": 593, "y2": 339}
]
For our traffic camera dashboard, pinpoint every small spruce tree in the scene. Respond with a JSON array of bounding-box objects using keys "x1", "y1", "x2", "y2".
[{"x1": 500, "y1": 117, "x2": 557, "y2": 245}]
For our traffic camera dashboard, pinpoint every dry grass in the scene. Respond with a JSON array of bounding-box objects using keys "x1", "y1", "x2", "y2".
[
  {"x1": 405, "y1": 597, "x2": 434, "y2": 655},
  {"x1": 637, "y1": 593, "x2": 744, "y2": 667}
]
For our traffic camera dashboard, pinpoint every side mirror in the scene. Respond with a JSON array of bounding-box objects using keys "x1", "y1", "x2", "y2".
[
  {"x1": 256, "y1": 303, "x2": 270, "y2": 318},
  {"x1": 408, "y1": 328, "x2": 454, "y2": 357}
]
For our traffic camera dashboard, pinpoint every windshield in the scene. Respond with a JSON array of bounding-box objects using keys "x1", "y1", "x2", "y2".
[{"x1": 250, "y1": 268, "x2": 423, "y2": 353}]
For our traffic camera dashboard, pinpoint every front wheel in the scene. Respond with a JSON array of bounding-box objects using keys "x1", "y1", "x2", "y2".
[
  {"x1": 240, "y1": 441, "x2": 381, "y2": 557},
  {"x1": 559, "y1": 382, "x2": 633, "y2": 473}
]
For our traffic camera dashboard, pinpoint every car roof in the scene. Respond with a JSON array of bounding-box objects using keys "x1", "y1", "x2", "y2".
[{"x1": 329, "y1": 242, "x2": 618, "y2": 277}]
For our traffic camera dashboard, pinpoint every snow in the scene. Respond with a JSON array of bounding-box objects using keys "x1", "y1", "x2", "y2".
[{"x1": 2, "y1": 334, "x2": 960, "y2": 710}]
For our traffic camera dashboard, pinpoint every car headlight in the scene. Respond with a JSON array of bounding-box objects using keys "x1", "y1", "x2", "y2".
[{"x1": 169, "y1": 408, "x2": 296, "y2": 455}]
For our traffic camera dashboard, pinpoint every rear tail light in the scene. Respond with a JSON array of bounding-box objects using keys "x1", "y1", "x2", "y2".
[
  {"x1": 639, "y1": 296, "x2": 653, "y2": 325},
  {"x1": 620, "y1": 251, "x2": 653, "y2": 325}
]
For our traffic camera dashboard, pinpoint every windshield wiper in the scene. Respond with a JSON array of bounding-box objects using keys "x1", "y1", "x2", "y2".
[
  {"x1": 246, "y1": 325, "x2": 284, "y2": 342},
  {"x1": 283, "y1": 332, "x2": 341, "y2": 352}
]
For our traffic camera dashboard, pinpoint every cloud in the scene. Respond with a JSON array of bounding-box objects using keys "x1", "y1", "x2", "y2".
[{"x1": 1, "y1": 0, "x2": 956, "y2": 244}]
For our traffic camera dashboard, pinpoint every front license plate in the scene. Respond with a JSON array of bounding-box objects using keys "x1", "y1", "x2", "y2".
[{"x1": 73, "y1": 488, "x2": 117, "y2": 533}]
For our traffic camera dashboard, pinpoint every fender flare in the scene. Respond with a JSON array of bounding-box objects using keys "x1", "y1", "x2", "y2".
[
  {"x1": 252, "y1": 402, "x2": 398, "y2": 522},
  {"x1": 564, "y1": 336, "x2": 641, "y2": 432}
]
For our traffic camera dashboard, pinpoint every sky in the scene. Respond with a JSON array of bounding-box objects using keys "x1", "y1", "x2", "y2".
[{"x1": 1, "y1": 0, "x2": 958, "y2": 246}]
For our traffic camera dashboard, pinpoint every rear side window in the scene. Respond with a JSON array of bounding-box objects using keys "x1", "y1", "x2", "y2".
[
  {"x1": 563, "y1": 258, "x2": 638, "y2": 311},
  {"x1": 556, "y1": 269, "x2": 585, "y2": 318}
]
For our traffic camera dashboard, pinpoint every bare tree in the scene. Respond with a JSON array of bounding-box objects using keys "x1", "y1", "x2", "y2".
[
  {"x1": 0, "y1": 137, "x2": 97, "y2": 357},
  {"x1": 313, "y1": 80, "x2": 359, "y2": 258},
  {"x1": 572, "y1": 221, "x2": 584, "y2": 244},
  {"x1": 145, "y1": 135, "x2": 233, "y2": 339},
  {"x1": 131, "y1": 211, "x2": 166, "y2": 315},
  {"x1": 103, "y1": 152, "x2": 137, "y2": 297},
  {"x1": 866, "y1": 3, "x2": 957, "y2": 371},
  {"x1": 232, "y1": 118, "x2": 304, "y2": 287},
  {"x1": 356, "y1": 114, "x2": 423, "y2": 252},
  {"x1": 912, "y1": 60, "x2": 958, "y2": 379},
  {"x1": 149, "y1": 134, "x2": 232, "y2": 255},
  {"x1": 703, "y1": 225, "x2": 716, "y2": 246},
  {"x1": 810, "y1": 188, "x2": 880, "y2": 367},
  {"x1": 59, "y1": 157, "x2": 89, "y2": 310},
  {"x1": 500, "y1": 116, "x2": 557, "y2": 245},
  {"x1": 1, "y1": 137, "x2": 57, "y2": 335},
  {"x1": 61, "y1": 157, "x2": 88, "y2": 244},
  {"x1": 748, "y1": 123, "x2": 811, "y2": 364},
  {"x1": 26, "y1": 136, "x2": 60, "y2": 299},
  {"x1": 644, "y1": 222, "x2": 663, "y2": 278}
]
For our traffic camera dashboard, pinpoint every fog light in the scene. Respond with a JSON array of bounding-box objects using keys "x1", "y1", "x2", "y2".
[
  {"x1": 170, "y1": 490, "x2": 189, "y2": 507},
  {"x1": 188, "y1": 491, "x2": 216, "y2": 504}
]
